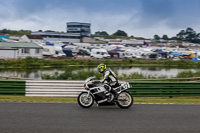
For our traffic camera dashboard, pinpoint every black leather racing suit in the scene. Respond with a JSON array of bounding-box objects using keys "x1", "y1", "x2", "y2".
[{"x1": 100, "y1": 68, "x2": 119, "y2": 90}]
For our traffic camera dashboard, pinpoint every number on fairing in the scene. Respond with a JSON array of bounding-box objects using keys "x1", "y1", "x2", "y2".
[{"x1": 123, "y1": 83, "x2": 130, "y2": 89}]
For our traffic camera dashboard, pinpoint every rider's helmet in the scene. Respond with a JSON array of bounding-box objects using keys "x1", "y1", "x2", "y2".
[{"x1": 97, "y1": 64, "x2": 106, "y2": 73}]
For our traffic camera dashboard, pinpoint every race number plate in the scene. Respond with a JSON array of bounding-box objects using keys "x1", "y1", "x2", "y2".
[{"x1": 122, "y1": 83, "x2": 130, "y2": 90}]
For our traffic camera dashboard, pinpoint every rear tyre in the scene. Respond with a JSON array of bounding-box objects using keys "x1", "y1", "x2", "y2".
[
  {"x1": 116, "y1": 91, "x2": 133, "y2": 109},
  {"x1": 78, "y1": 92, "x2": 94, "y2": 108}
]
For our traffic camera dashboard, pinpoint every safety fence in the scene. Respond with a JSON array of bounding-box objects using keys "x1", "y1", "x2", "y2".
[
  {"x1": 1, "y1": 80, "x2": 200, "y2": 97},
  {"x1": 26, "y1": 80, "x2": 84, "y2": 97},
  {"x1": 0, "y1": 80, "x2": 26, "y2": 96},
  {"x1": 128, "y1": 82, "x2": 200, "y2": 97}
]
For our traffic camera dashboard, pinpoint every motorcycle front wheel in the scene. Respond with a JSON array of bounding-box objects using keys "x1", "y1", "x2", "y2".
[
  {"x1": 77, "y1": 92, "x2": 94, "y2": 108},
  {"x1": 116, "y1": 91, "x2": 133, "y2": 109}
]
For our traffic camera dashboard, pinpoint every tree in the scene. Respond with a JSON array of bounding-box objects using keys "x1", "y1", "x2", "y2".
[
  {"x1": 176, "y1": 27, "x2": 200, "y2": 43},
  {"x1": 170, "y1": 36, "x2": 177, "y2": 40},
  {"x1": 162, "y1": 35, "x2": 169, "y2": 40},
  {"x1": 185, "y1": 27, "x2": 196, "y2": 42},
  {"x1": 197, "y1": 33, "x2": 200, "y2": 40},
  {"x1": 1, "y1": 28, "x2": 9, "y2": 34},
  {"x1": 176, "y1": 30, "x2": 186, "y2": 40},
  {"x1": 45, "y1": 30, "x2": 55, "y2": 32},
  {"x1": 94, "y1": 31, "x2": 109, "y2": 36},
  {"x1": 112, "y1": 30, "x2": 128, "y2": 36},
  {"x1": 154, "y1": 34, "x2": 160, "y2": 40},
  {"x1": 0, "y1": 28, "x2": 31, "y2": 35}
]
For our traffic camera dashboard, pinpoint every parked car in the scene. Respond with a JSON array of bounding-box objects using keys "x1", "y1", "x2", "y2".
[
  {"x1": 77, "y1": 49, "x2": 90, "y2": 56},
  {"x1": 119, "y1": 51, "x2": 133, "y2": 58}
]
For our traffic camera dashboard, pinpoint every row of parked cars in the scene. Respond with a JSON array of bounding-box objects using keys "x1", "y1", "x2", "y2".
[
  {"x1": 77, "y1": 48, "x2": 197, "y2": 60},
  {"x1": 63, "y1": 43, "x2": 198, "y2": 60}
]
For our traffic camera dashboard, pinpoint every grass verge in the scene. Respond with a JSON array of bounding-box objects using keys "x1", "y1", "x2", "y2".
[
  {"x1": 0, "y1": 96, "x2": 77, "y2": 103},
  {"x1": 1, "y1": 96, "x2": 200, "y2": 104}
]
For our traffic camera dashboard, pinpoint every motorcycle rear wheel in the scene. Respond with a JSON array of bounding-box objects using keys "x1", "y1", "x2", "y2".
[
  {"x1": 116, "y1": 91, "x2": 133, "y2": 109},
  {"x1": 78, "y1": 92, "x2": 94, "y2": 108}
]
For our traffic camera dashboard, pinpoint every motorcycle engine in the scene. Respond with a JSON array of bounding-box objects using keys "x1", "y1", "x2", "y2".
[{"x1": 107, "y1": 93, "x2": 114, "y2": 102}]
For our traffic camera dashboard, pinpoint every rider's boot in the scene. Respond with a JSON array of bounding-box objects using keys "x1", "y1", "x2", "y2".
[{"x1": 110, "y1": 89, "x2": 119, "y2": 99}]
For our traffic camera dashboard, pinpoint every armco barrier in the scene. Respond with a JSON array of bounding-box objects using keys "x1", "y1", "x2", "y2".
[
  {"x1": 0, "y1": 80, "x2": 26, "y2": 96},
  {"x1": 128, "y1": 82, "x2": 200, "y2": 97},
  {"x1": 25, "y1": 80, "x2": 84, "y2": 97},
  {"x1": 1, "y1": 80, "x2": 200, "y2": 97}
]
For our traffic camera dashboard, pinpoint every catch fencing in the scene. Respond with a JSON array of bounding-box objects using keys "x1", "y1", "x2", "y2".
[{"x1": 1, "y1": 80, "x2": 200, "y2": 97}]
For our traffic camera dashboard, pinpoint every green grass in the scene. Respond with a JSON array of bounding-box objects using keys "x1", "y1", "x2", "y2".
[
  {"x1": 0, "y1": 96, "x2": 77, "y2": 103},
  {"x1": 1, "y1": 96, "x2": 200, "y2": 104}
]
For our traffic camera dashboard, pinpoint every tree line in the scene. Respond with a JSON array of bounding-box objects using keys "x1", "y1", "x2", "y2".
[
  {"x1": 94, "y1": 27, "x2": 200, "y2": 43},
  {"x1": 153, "y1": 27, "x2": 200, "y2": 43},
  {"x1": 0, "y1": 29, "x2": 31, "y2": 36},
  {"x1": 1, "y1": 27, "x2": 200, "y2": 43}
]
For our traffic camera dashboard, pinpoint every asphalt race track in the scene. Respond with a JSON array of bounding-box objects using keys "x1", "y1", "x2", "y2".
[{"x1": 0, "y1": 102, "x2": 200, "y2": 133}]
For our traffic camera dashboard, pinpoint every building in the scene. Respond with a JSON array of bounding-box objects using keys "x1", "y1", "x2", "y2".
[
  {"x1": 0, "y1": 42, "x2": 43, "y2": 59},
  {"x1": 82, "y1": 37, "x2": 95, "y2": 43},
  {"x1": 31, "y1": 22, "x2": 91, "y2": 43},
  {"x1": 21, "y1": 35, "x2": 44, "y2": 43},
  {"x1": 121, "y1": 39, "x2": 145, "y2": 46},
  {"x1": 31, "y1": 32, "x2": 81, "y2": 43},
  {"x1": 108, "y1": 39, "x2": 122, "y2": 45},
  {"x1": 67, "y1": 22, "x2": 91, "y2": 37}
]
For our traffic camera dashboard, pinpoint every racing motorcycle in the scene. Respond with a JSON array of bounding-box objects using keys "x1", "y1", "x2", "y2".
[{"x1": 77, "y1": 77, "x2": 133, "y2": 108}]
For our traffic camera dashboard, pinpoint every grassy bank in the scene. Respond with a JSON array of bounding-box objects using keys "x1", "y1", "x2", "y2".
[
  {"x1": 0, "y1": 96, "x2": 77, "y2": 103},
  {"x1": 1, "y1": 57, "x2": 200, "y2": 68},
  {"x1": 1, "y1": 96, "x2": 200, "y2": 104}
]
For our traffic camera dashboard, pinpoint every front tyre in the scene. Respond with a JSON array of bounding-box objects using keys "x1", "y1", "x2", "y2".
[
  {"x1": 78, "y1": 92, "x2": 94, "y2": 108},
  {"x1": 116, "y1": 91, "x2": 133, "y2": 109}
]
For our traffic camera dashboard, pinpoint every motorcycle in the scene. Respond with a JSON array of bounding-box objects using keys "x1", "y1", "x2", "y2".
[{"x1": 77, "y1": 77, "x2": 133, "y2": 108}]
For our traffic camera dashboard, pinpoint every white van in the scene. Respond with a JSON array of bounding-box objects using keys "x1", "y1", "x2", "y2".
[
  {"x1": 90, "y1": 49, "x2": 110, "y2": 59},
  {"x1": 54, "y1": 46, "x2": 66, "y2": 57}
]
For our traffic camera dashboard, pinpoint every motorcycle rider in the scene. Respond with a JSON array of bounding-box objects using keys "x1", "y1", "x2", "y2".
[{"x1": 97, "y1": 64, "x2": 119, "y2": 95}]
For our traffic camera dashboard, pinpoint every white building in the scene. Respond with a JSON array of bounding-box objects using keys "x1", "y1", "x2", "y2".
[
  {"x1": 0, "y1": 48, "x2": 18, "y2": 59},
  {"x1": 21, "y1": 35, "x2": 44, "y2": 43},
  {"x1": 0, "y1": 42, "x2": 43, "y2": 59}
]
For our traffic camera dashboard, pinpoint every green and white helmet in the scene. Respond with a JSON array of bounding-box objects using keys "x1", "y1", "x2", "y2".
[{"x1": 97, "y1": 64, "x2": 106, "y2": 73}]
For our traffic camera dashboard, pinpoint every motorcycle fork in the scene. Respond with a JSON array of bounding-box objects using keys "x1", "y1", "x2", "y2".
[
  {"x1": 86, "y1": 91, "x2": 92, "y2": 98},
  {"x1": 86, "y1": 92, "x2": 90, "y2": 98}
]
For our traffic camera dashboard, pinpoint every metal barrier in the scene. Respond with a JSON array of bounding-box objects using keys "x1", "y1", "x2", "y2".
[
  {"x1": 1, "y1": 80, "x2": 200, "y2": 97},
  {"x1": 26, "y1": 80, "x2": 84, "y2": 97},
  {"x1": 0, "y1": 80, "x2": 25, "y2": 96},
  {"x1": 128, "y1": 82, "x2": 200, "y2": 97}
]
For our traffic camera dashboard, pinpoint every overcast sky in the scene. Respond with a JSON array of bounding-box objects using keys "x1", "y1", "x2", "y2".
[{"x1": 1, "y1": 0, "x2": 200, "y2": 38}]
